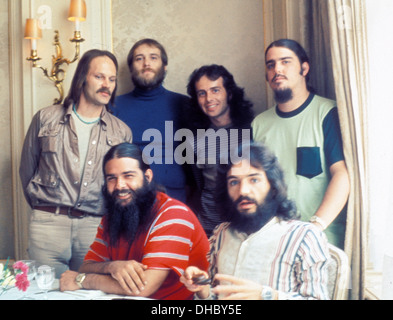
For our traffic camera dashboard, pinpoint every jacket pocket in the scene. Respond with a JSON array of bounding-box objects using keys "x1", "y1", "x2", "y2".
[
  {"x1": 296, "y1": 147, "x2": 323, "y2": 179},
  {"x1": 38, "y1": 128, "x2": 59, "y2": 153},
  {"x1": 31, "y1": 170, "x2": 60, "y2": 188},
  {"x1": 27, "y1": 170, "x2": 61, "y2": 203}
]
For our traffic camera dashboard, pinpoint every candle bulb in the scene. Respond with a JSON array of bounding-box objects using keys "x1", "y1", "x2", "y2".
[{"x1": 75, "y1": 19, "x2": 80, "y2": 32}]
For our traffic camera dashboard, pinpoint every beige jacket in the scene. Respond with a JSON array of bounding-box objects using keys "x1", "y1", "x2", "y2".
[{"x1": 19, "y1": 104, "x2": 132, "y2": 215}]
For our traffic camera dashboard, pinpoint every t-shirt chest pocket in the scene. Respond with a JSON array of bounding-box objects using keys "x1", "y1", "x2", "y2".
[{"x1": 296, "y1": 147, "x2": 323, "y2": 179}]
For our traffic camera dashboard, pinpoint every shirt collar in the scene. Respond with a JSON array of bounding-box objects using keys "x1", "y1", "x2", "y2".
[
  {"x1": 63, "y1": 102, "x2": 110, "y2": 125},
  {"x1": 275, "y1": 93, "x2": 315, "y2": 118}
]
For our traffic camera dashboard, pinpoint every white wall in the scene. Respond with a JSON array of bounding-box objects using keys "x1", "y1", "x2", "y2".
[{"x1": 366, "y1": 0, "x2": 393, "y2": 272}]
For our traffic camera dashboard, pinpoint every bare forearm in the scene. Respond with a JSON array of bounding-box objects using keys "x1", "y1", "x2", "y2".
[
  {"x1": 79, "y1": 260, "x2": 113, "y2": 274},
  {"x1": 79, "y1": 261, "x2": 169, "y2": 297},
  {"x1": 82, "y1": 273, "x2": 132, "y2": 295},
  {"x1": 60, "y1": 270, "x2": 129, "y2": 295},
  {"x1": 314, "y1": 161, "x2": 350, "y2": 226}
]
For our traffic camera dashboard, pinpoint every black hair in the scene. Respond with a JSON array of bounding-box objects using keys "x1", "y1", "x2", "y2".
[
  {"x1": 103, "y1": 142, "x2": 151, "y2": 174},
  {"x1": 265, "y1": 39, "x2": 312, "y2": 91},
  {"x1": 185, "y1": 64, "x2": 254, "y2": 130},
  {"x1": 216, "y1": 142, "x2": 299, "y2": 222}
]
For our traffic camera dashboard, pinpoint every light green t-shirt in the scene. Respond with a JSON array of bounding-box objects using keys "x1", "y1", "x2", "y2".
[{"x1": 252, "y1": 94, "x2": 345, "y2": 248}]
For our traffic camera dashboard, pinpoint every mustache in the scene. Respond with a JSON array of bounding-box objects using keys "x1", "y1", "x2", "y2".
[
  {"x1": 234, "y1": 195, "x2": 257, "y2": 206},
  {"x1": 142, "y1": 68, "x2": 155, "y2": 73},
  {"x1": 272, "y1": 74, "x2": 287, "y2": 82},
  {"x1": 112, "y1": 188, "x2": 132, "y2": 197},
  {"x1": 97, "y1": 87, "x2": 112, "y2": 95}
]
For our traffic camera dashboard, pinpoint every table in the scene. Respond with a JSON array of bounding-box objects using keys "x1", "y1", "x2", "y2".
[{"x1": 0, "y1": 279, "x2": 150, "y2": 300}]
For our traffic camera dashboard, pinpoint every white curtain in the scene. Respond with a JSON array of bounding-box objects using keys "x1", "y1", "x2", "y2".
[
  {"x1": 327, "y1": 0, "x2": 370, "y2": 300},
  {"x1": 263, "y1": 0, "x2": 369, "y2": 299}
]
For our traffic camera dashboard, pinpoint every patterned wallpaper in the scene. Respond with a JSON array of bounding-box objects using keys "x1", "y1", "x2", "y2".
[
  {"x1": 0, "y1": 0, "x2": 267, "y2": 258},
  {"x1": 112, "y1": 0, "x2": 267, "y2": 114}
]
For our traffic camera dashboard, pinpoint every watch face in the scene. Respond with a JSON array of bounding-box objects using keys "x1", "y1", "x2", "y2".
[
  {"x1": 76, "y1": 273, "x2": 86, "y2": 285},
  {"x1": 262, "y1": 287, "x2": 273, "y2": 300}
]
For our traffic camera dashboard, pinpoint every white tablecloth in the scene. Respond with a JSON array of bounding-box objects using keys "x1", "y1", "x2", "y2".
[{"x1": 0, "y1": 279, "x2": 150, "y2": 300}]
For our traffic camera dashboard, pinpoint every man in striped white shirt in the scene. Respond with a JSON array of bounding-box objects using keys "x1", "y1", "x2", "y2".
[
  {"x1": 181, "y1": 142, "x2": 330, "y2": 300},
  {"x1": 60, "y1": 143, "x2": 209, "y2": 299}
]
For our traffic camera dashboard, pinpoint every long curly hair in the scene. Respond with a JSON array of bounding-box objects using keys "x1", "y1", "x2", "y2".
[
  {"x1": 185, "y1": 64, "x2": 254, "y2": 130},
  {"x1": 216, "y1": 142, "x2": 299, "y2": 222}
]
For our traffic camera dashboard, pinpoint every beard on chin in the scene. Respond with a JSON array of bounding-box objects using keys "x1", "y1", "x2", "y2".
[
  {"x1": 274, "y1": 87, "x2": 293, "y2": 104},
  {"x1": 103, "y1": 179, "x2": 157, "y2": 247},
  {"x1": 228, "y1": 191, "x2": 278, "y2": 234},
  {"x1": 131, "y1": 66, "x2": 166, "y2": 90}
]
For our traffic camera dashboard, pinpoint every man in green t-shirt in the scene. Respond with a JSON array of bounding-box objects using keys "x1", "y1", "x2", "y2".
[{"x1": 252, "y1": 39, "x2": 349, "y2": 248}]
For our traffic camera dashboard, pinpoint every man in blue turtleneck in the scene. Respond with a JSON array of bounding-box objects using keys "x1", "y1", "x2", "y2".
[{"x1": 112, "y1": 39, "x2": 189, "y2": 202}]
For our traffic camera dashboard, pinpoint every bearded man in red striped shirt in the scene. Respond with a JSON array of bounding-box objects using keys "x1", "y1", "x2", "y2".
[{"x1": 60, "y1": 142, "x2": 209, "y2": 299}]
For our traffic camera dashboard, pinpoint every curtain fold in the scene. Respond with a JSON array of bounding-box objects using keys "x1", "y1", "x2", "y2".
[
  {"x1": 262, "y1": 0, "x2": 368, "y2": 299},
  {"x1": 309, "y1": 0, "x2": 336, "y2": 101},
  {"x1": 326, "y1": 0, "x2": 369, "y2": 300}
]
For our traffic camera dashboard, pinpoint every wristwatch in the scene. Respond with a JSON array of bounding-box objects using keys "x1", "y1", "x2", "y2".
[
  {"x1": 261, "y1": 286, "x2": 274, "y2": 300},
  {"x1": 309, "y1": 215, "x2": 327, "y2": 230},
  {"x1": 75, "y1": 273, "x2": 86, "y2": 289}
]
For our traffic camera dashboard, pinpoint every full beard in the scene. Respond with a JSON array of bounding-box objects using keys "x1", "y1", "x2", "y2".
[
  {"x1": 131, "y1": 66, "x2": 166, "y2": 90},
  {"x1": 228, "y1": 191, "x2": 278, "y2": 234},
  {"x1": 103, "y1": 179, "x2": 157, "y2": 247}
]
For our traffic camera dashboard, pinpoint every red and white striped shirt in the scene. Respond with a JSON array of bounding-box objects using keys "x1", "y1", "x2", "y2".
[
  {"x1": 208, "y1": 217, "x2": 330, "y2": 300},
  {"x1": 85, "y1": 192, "x2": 210, "y2": 300}
]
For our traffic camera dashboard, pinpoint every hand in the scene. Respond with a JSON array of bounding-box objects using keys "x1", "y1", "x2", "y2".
[
  {"x1": 180, "y1": 266, "x2": 210, "y2": 299},
  {"x1": 59, "y1": 270, "x2": 80, "y2": 292},
  {"x1": 107, "y1": 260, "x2": 148, "y2": 295},
  {"x1": 212, "y1": 274, "x2": 265, "y2": 300}
]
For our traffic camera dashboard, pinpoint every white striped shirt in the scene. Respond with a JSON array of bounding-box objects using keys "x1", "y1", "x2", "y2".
[{"x1": 208, "y1": 217, "x2": 330, "y2": 300}]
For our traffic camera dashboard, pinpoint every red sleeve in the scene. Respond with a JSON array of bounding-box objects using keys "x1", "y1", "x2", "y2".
[
  {"x1": 84, "y1": 217, "x2": 110, "y2": 262},
  {"x1": 141, "y1": 203, "x2": 209, "y2": 276}
]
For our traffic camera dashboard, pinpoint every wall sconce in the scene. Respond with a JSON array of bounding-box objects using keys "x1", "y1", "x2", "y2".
[{"x1": 25, "y1": 0, "x2": 87, "y2": 104}]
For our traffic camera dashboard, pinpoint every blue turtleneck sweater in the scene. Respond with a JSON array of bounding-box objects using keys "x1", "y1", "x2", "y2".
[{"x1": 112, "y1": 85, "x2": 189, "y2": 202}]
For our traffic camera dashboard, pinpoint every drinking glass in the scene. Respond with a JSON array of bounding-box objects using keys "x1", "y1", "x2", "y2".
[{"x1": 36, "y1": 265, "x2": 55, "y2": 300}]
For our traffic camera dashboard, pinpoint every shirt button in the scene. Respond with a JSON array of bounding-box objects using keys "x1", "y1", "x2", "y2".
[
  {"x1": 84, "y1": 182, "x2": 88, "y2": 187},
  {"x1": 74, "y1": 158, "x2": 78, "y2": 163},
  {"x1": 92, "y1": 140, "x2": 97, "y2": 145},
  {"x1": 87, "y1": 160, "x2": 92, "y2": 165}
]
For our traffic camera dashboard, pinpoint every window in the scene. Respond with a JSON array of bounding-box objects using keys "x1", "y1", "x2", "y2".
[{"x1": 365, "y1": 0, "x2": 393, "y2": 299}]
